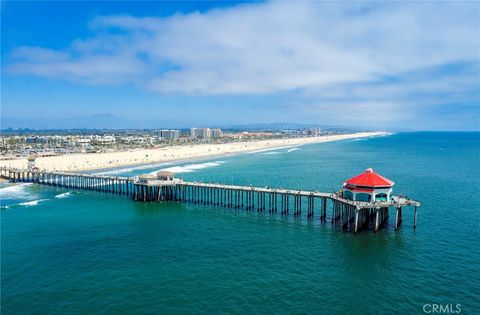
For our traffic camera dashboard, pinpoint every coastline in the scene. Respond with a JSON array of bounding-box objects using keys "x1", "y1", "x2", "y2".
[{"x1": 0, "y1": 132, "x2": 388, "y2": 172}]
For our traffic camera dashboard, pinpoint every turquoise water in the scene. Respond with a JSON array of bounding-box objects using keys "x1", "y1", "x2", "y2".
[{"x1": 1, "y1": 132, "x2": 479, "y2": 314}]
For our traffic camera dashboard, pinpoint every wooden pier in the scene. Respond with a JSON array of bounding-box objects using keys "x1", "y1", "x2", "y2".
[{"x1": 0, "y1": 167, "x2": 420, "y2": 233}]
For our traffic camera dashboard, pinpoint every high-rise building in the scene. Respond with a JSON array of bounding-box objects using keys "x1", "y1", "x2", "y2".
[
  {"x1": 190, "y1": 128, "x2": 211, "y2": 140},
  {"x1": 211, "y1": 128, "x2": 223, "y2": 139},
  {"x1": 159, "y1": 129, "x2": 180, "y2": 140}
]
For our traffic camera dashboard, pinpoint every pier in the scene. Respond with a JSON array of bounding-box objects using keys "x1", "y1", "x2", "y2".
[{"x1": 0, "y1": 167, "x2": 420, "y2": 233}]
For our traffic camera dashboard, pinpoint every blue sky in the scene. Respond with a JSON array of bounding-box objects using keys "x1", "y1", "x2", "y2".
[{"x1": 1, "y1": 1, "x2": 479, "y2": 130}]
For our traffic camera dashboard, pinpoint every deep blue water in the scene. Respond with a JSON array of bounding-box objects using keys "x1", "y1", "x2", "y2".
[{"x1": 1, "y1": 132, "x2": 479, "y2": 314}]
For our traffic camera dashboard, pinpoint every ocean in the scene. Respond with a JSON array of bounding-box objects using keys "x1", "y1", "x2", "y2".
[{"x1": 1, "y1": 132, "x2": 479, "y2": 314}]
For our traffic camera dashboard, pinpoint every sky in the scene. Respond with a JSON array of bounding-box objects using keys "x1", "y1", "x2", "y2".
[{"x1": 1, "y1": 0, "x2": 479, "y2": 130}]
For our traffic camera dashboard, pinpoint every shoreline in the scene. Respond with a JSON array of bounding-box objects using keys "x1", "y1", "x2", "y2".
[
  {"x1": 0, "y1": 132, "x2": 389, "y2": 172},
  {"x1": 91, "y1": 141, "x2": 316, "y2": 174},
  {"x1": 92, "y1": 144, "x2": 300, "y2": 175}
]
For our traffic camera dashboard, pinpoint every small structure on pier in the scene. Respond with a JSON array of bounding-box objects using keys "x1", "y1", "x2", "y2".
[
  {"x1": 137, "y1": 174, "x2": 157, "y2": 184},
  {"x1": 136, "y1": 171, "x2": 179, "y2": 186},
  {"x1": 342, "y1": 168, "x2": 394, "y2": 202},
  {"x1": 157, "y1": 171, "x2": 175, "y2": 181},
  {"x1": 27, "y1": 155, "x2": 37, "y2": 171}
]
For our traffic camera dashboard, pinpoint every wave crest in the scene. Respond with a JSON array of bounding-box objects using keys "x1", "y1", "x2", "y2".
[
  {"x1": 18, "y1": 199, "x2": 48, "y2": 207},
  {"x1": 155, "y1": 161, "x2": 225, "y2": 174},
  {"x1": 55, "y1": 192, "x2": 72, "y2": 199},
  {"x1": 0, "y1": 183, "x2": 34, "y2": 199}
]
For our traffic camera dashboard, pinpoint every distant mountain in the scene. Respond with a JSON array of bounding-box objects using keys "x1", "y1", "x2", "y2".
[
  {"x1": 220, "y1": 122, "x2": 364, "y2": 131},
  {"x1": 0, "y1": 115, "x2": 379, "y2": 132}
]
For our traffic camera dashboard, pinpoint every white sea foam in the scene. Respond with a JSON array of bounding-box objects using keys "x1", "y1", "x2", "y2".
[
  {"x1": 379, "y1": 132, "x2": 395, "y2": 137},
  {"x1": 93, "y1": 162, "x2": 173, "y2": 175},
  {"x1": 248, "y1": 145, "x2": 297, "y2": 154},
  {"x1": 18, "y1": 199, "x2": 48, "y2": 207},
  {"x1": 248, "y1": 147, "x2": 281, "y2": 154},
  {"x1": 287, "y1": 147, "x2": 300, "y2": 153},
  {"x1": 260, "y1": 151, "x2": 281, "y2": 155},
  {"x1": 55, "y1": 192, "x2": 72, "y2": 199},
  {"x1": 0, "y1": 183, "x2": 34, "y2": 199},
  {"x1": 156, "y1": 161, "x2": 225, "y2": 174}
]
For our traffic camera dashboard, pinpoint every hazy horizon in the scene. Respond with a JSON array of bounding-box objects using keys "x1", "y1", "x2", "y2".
[
  {"x1": 0, "y1": 113, "x2": 413, "y2": 131},
  {"x1": 2, "y1": 1, "x2": 479, "y2": 131}
]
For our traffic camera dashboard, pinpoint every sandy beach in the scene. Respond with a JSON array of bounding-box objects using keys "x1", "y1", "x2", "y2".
[{"x1": 0, "y1": 132, "x2": 387, "y2": 172}]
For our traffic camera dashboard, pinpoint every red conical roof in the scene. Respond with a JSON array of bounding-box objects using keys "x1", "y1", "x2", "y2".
[{"x1": 345, "y1": 168, "x2": 394, "y2": 188}]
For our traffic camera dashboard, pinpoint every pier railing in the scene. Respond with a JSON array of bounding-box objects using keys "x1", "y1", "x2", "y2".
[{"x1": 0, "y1": 167, "x2": 420, "y2": 232}]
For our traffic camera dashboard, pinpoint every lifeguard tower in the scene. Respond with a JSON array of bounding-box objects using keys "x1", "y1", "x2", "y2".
[{"x1": 27, "y1": 155, "x2": 37, "y2": 171}]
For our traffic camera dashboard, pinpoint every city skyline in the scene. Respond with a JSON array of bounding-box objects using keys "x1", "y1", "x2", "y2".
[{"x1": 2, "y1": 1, "x2": 479, "y2": 131}]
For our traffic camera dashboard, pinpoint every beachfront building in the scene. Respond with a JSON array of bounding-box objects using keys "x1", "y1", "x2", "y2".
[
  {"x1": 76, "y1": 138, "x2": 91, "y2": 151},
  {"x1": 93, "y1": 135, "x2": 116, "y2": 145},
  {"x1": 76, "y1": 138, "x2": 91, "y2": 146},
  {"x1": 211, "y1": 128, "x2": 223, "y2": 139},
  {"x1": 342, "y1": 168, "x2": 394, "y2": 202},
  {"x1": 191, "y1": 128, "x2": 211, "y2": 140},
  {"x1": 26, "y1": 136, "x2": 48, "y2": 144},
  {"x1": 159, "y1": 130, "x2": 180, "y2": 140}
]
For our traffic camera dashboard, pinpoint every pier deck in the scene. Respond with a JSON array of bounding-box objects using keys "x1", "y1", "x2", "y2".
[
  {"x1": 177, "y1": 181, "x2": 420, "y2": 209},
  {"x1": 1, "y1": 167, "x2": 420, "y2": 233}
]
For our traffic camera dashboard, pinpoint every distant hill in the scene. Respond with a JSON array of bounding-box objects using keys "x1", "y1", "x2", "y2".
[
  {"x1": 220, "y1": 122, "x2": 364, "y2": 131},
  {"x1": 1, "y1": 114, "x2": 379, "y2": 132}
]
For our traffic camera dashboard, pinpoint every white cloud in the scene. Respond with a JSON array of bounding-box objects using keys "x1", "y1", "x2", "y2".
[
  {"x1": 12, "y1": 47, "x2": 70, "y2": 62},
  {"x1": 7, "y1": 1, "x2": 480, "y2": 95}
]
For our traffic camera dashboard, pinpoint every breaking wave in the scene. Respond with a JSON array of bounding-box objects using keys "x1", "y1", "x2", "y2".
[
  {"x1": 248, "y1": 145, "x2": 296, "y2": 154},
  {"x1": 55, "y1": 192, "x2": 72, "y2": 199},
  {"x1": 0, "y1": 183, "x2": 34, "y2": 199},
  {"x1": 260, "y1": 151, "x2": 281, "y2": 155},
  {"x1": 157, "y1": 161, "x2": 225, "y2": 174},
  {"x1": 18, "y1": 199, "x2": 48, "y2": 207},
  {"x1": 93, "y1": 162, "x2": 173, "y2": 175}
]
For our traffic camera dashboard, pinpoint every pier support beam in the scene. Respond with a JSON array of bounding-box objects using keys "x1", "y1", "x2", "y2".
[
  {"x1": 354, "y1": 210, "x2": 359, "y2": 233},
  {"x1": 321, "y1": 198, "x2": 327, "y2": 222},
  {"x1": 413, "y1": 206, "x2": 417, "y2": 229},
  {"x1": 395, "y1": 207, "x2": 402, "y2": 230}
]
